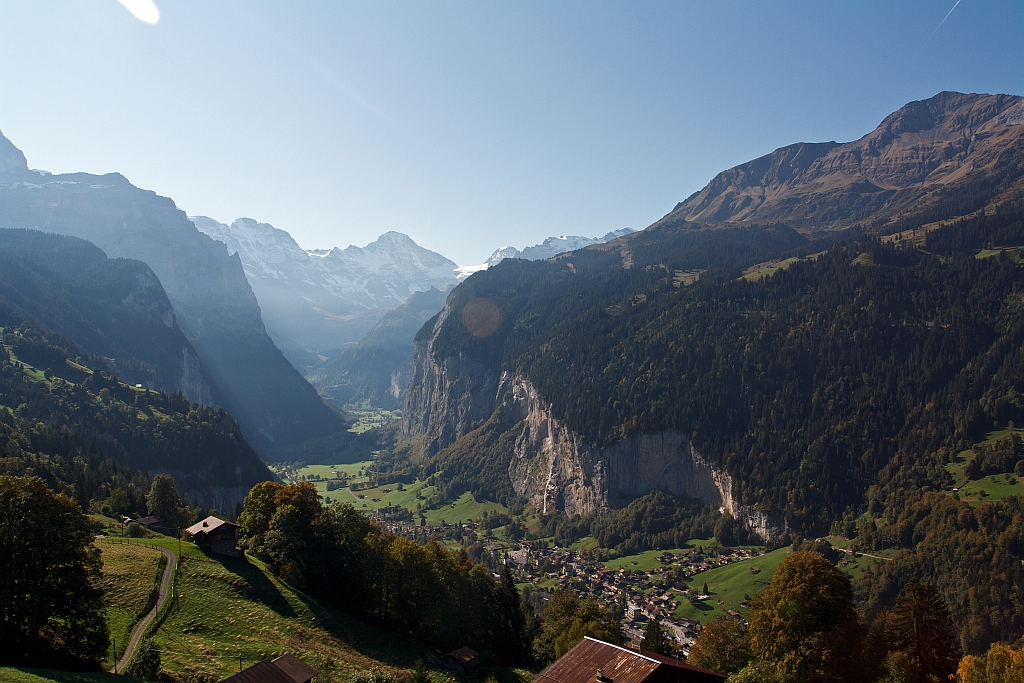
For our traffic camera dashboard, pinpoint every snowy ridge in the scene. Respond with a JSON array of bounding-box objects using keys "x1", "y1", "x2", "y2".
[{"x1": 459, "y1": 228, "x2": 637, "y2": 274}]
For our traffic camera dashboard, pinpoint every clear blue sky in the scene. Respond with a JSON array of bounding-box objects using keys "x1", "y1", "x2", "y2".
[{"x1": 0, "y1": 1, "x2": 1021, "y2": 264}]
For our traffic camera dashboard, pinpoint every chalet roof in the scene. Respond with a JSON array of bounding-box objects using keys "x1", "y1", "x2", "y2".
[
  {"x1": 533, "y1": 638, "x2": 724, "y2": 683},
  {"x1": 220, "y1": 655, "x2": 318, "y2": 683},
  {"x1": 185, "y1": 515, "x2": 238, "y2": 536},
  {"x1": 445, "y1": 647, "x2": 480, "y2": 663},
  {"x1": 220, "y1": 660, "x2": 295, "y2": 683},
  {"x1": 272, "y1": 654, "x2": 318, "y2": 683}
]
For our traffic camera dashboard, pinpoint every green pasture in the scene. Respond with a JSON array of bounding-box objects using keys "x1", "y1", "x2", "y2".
[
  {"x1": 421, "y1": 491, "x2": 507, "y2": 526},
  {"x1": 283, "y1": 462, "x2": 508, "y2": 523},
  {"x1": 0, "y1": 669, "x2": 126, "y2": 683},
  {"x1": 672, "y1": 547, "x2": 790, "y2": 623},
  {"x1": 945, "y1": 427, "x2": 1024, "y2": 503},
  {"x1": 604, "y1": 548, "x2": 690, "y2": 572},
  {"x1": 152, "y1": 550, "x2": 435, "y2": 682}
]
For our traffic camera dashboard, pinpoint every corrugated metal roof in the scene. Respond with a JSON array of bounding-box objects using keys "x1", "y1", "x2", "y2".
[
  {"x1": 533, "y1": 638, "x2": 725, "y2": 683},
  {"x1": 535, "y1": 638, "x2": 661, "y2": 683}
]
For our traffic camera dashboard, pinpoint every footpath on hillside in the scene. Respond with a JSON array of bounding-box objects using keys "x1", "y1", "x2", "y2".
[{"x1": 99, "y1": 540, "x2": 176, "y2": 674}]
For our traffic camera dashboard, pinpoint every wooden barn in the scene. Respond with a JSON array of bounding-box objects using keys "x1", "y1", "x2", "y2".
[
  {"x1": 185, "y1": 515, "x2": 242, "y2": 557},
  {"x1": 534, "y1": 637, "x2": 725, "y2": 683}
]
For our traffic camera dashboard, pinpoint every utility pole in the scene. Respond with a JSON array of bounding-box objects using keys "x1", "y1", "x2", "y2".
[{"x1": 238, "y1": 653, "x2": 243, "y2": 672}]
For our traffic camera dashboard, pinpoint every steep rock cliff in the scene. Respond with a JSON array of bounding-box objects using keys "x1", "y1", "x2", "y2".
[
  {"x1": 400, "y1": 300, "x2": 500, "y2": 455},
  {"x1": 402, "y1": 314, "x2": 787, "y2": 539}
]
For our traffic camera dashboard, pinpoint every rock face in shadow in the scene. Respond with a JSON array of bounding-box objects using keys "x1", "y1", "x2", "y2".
[
  {"x1": 0, "y1": 229, "x2": 214, "y2": 404},
  {"x1": 658, "y1": 92, "x2": 1024, "y2": 231},
  {"x1": 0, "y1": 131, "x2": 343, "y2": 460},
  {"x1": 400, "y1": 297, "x2": 501, "y2": 456}
]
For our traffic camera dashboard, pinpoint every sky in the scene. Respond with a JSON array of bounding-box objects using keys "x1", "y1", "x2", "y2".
[{"x1": 0, "y1": 2, "x2": 1022, "y2": 265}]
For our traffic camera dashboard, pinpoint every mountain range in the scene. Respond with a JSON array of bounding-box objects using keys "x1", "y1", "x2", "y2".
[
  {"x1": 0, "y1": 133, "x2": 344, "y2": 461},
  {"x1": 191, "y1": 216, "x2": 637, "y2": 404}
]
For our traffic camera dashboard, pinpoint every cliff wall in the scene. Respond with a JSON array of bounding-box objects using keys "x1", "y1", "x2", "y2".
[{"x1": 402, "y1": 319, "x2": 788, "y2": 539}]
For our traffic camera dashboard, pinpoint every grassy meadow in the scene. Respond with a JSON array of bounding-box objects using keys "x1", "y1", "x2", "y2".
[
  {"x1": 672, "y1": 547, "x2": 790, "y2": 622},
  {"x1": 945, "y1": 427, "x2": 1024, "y2": 504},
  {"x1": 279, "y1": 461, "x2": 508, "y2": 524}
]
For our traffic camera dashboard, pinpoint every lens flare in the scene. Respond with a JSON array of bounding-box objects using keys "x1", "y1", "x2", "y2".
[
  {"x1": 116, "y1": 0, "x2": 160, "y2": 24},
  {"x1": 462, "y1": 298, "x2": 501, "y2": 337}
]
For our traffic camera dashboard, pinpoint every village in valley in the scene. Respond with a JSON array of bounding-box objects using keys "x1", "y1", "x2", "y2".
[{"x1": 270, "y1": 459, "x2": 821, "y2": 656}]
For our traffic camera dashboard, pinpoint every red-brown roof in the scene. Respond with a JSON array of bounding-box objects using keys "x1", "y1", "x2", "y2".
[{"x1": 534, "y1": 638, "x2": 724, "y2": 683}]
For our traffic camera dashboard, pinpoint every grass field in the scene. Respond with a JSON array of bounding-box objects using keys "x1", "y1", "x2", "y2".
[
  {"x1": 281, "y1": 462, "x2": 509, "y2": 523},
  {"x1": 672, "y1": 547, "x2": 790, "y2": 623},
  {"x1": 0, "y1": 669, "x2": 124, "y2": 683},
  {"x1": 740, "y1": 252, "x2": 825, "y2": 282},
  {"x1": 604, "y1": 548, "x2": 690, "y2": 572},
  {"x1": 97, "y1": 542, "x2": 164, "y2": 669},
  {"x1": 945, "y1": 427, "x2": 1024, "y2": 503}
]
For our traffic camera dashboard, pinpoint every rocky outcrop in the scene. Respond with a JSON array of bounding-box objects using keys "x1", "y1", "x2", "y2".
[{"x1": 501, "y1": 376, "x2": 788, "y2": 540}]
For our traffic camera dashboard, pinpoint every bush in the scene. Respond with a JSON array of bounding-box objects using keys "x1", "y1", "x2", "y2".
[
  {"x1": 125, "y1": 638, "x2": 160, "y2": 680},
  {"x1": 125, "y1": 522, "x2": 145, "y2": 538}
]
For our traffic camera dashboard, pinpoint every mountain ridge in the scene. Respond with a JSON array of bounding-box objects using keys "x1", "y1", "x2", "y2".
[
  {"x1": 0, "y1": 131, "x2": 344, "y2": 461},
  {"x1": 656, "y1": 91, "x2": 1024, "y2": 232}
]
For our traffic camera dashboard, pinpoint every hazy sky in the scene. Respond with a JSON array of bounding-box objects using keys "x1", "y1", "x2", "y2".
[{"x1": 0, "y1": 2, "x2": 1022, "y2": 264}]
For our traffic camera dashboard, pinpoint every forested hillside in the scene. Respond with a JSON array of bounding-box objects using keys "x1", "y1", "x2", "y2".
[{"x1": 0, "y1": 304, "x2": 271, "y2": 511}]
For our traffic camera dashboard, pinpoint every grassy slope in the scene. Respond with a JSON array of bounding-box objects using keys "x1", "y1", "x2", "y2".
[
  {"x1": 672, "y1": 547, "x2": 790, "y2": 623},
  {"x1": 0, "y1": 669, "x2": 126, "y2": 683},
  {"x1": 945, "y1": 428, "x2": 1024, "y2": 504},
  {"x1": 97, "y1": 543, "x2": 164, "y2": 670},
  {"x1": 284, "y1": 463, "x2": 507, "y2": 523}
]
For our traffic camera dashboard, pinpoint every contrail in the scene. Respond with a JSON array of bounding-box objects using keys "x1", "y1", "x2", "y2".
[{"x1": 932, "y1": 0, "x2": 962, "y2": 35}]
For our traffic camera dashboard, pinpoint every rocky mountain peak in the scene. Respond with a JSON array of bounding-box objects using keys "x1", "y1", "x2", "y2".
[
  {"x1": 657, "y1": 91, "x2": 1024, "y2": 231},
  {"x1": 0, "y1": 130, "x2": 31, "y2": 178}
]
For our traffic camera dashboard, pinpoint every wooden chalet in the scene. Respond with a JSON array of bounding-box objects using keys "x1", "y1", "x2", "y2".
[
  {"x1": 534, "y1": 637, "x2": 725, "y2": 683},
  {"x1": 185, "y1": 515, "x2": 242, "y2": 557},
  {"x1": 221, "y1": 654, "x2": 317, "y2": 683},
  {"x1": 442, "y1": 647, "x2": 482, "y2": 672}
]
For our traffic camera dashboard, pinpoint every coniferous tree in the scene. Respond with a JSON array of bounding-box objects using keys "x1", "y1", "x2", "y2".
[
  {"x1": 885, "y1": 579, "x2": 961, "y2": 683},
  {"x1": 642, "y1": 619, "x2": 671, "y2": 655}
]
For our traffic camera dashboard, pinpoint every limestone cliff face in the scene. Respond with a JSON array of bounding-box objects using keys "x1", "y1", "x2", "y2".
[
  {"x1": 500, "y1": 376, "x2": 788, "y2": 540},
  {"x1": 402, "y1": 322, "x2": 789, "y2": 538},
  {"x1": 401, "y1": 301, "x2": 501, "y2": 456}
]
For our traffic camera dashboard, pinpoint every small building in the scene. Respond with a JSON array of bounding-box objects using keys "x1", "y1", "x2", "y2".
[
  {"x1": 442, "y1": 647, "x2": 482, "y2": 672},
  {"x1": 221, "y1": 654, "x2": 317, "y2": 683},
  {"x1": 186, "y1": 515, "x2": 242, "y2": 557},
  {"x1": 534, "y1": 637, "x2": 725, "y2": 683}
]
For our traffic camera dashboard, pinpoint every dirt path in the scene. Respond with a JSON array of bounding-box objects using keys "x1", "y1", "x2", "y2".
[{"x1": 105, "y1": 542, "x2": 176, "y2": 674}]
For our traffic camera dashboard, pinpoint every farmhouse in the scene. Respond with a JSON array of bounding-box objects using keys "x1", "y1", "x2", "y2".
[
  {"x1": 186, "y1": 515, "x2": 242, "y2": 557},
  {"x1": 534, "y1": 637, "x2": 725, "y2": 683}
]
